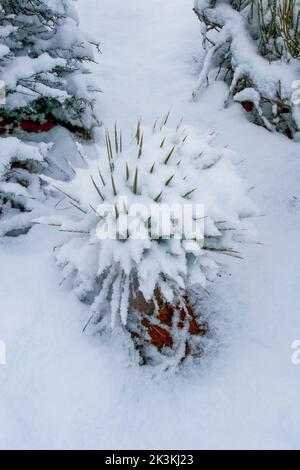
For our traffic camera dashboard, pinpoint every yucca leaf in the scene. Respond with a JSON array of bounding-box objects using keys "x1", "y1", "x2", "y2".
[
  {"x1": 164, "y1": 145, "x2": 176, "y2": 165},
  {"x1": 133, "y1": 168, "x2": 138, "y2": 194},
  {"x1": 160, "y1": 137, "x2": 166, "y2": 149},
  {"x1": 48, "y1": 182, "x2": 80, "y2": 205},
  {"x1": 122, "y1": 199, "x2": 128, "y2": 214},
  {"x1": 105, "y1": 131, "x2": 112, "y2": 163},
  {"x1": 165, "y1": 174, "x2": 175, "y2": 187},
  {"x1": 89, "y1": 203, "x2": 104, "y2": 219},
  {"x1": 111, "y1": 174, "x2": 117, "y2": 196},
  {"x1": 176, "y1": 118, "x2": 183, "y2": 131},
  {"x1": 202, "y1": 247, "x2": 243, "y2": 260},
  {"x1": 98, "y1": 167, "x2": 106, "y2": 186},
  {"x1": 59, "y1": 229, "x2": 89, "y2": 234},
  {"x1": 120, "y1": 130, "x2": 123, "y2": 153},
  {"x1": 107, "y1": 131, "x2": 113, "y2": 160},
  {"x1": 115, "y1": 122, "x2": 119, "y2": 154},
  {"x1": 183, "y1": 188, "x2": 196, "y2": 199},
  {"x1": 150, "y1": 162, "x2": 155, "y2": 174},
  {"x1": 63, "y1": 156, "x2": 76, "y2": 175},
  {"x1": 154, "y1": 190, "x2": 163, "y2": 202},
  {"x1": 126, "y1": 163, "x2": 130, "y2": 181},
  {"x1": 75, "y1": 143, "x2": 88, "y2": 168},
  {"x1": 138, "y1": 133, "x2": 143, "y2": 159},
  {"x1": 68, "y1": 200, "x2": 88, "y2": 214},
  {"x1": 33, "y1": 221, "x2": 62, "y2": 228},
  {"x1": 160, "y1": 111, "x2": 170, "y2": 130},
  {"x1": 163, "y1": 111, "x2": 171, "y2": 126},
  {"x1": 136, "y1": 119, "x2": 141, "y2": 145},
  {"x1": 90, "y1": 175, "x2": 105, "y2": 201}
]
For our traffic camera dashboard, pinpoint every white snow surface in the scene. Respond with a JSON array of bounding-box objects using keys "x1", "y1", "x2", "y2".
[{"x1": 1, "y1": 0, "x2": 300, "y2": 450}]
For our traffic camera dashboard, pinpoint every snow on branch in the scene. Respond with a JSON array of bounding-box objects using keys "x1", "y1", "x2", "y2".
[{"x1": 193, "y1": 0, "x2": 300, "y2": 137}]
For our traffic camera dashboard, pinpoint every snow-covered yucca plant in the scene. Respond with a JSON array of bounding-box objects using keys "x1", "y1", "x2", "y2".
[
  {"x1": 193, "y1": 0, "x2": 300, "y2": 137},
  {"x1": 0, "y1": 136, "x2": 51, "y2": 236},
  {"x1": 0, "y1": 0, "x2": 100, "y2": 137},
  {"x1": 37, "y1": 116, "x2": 256, "y2": 366}
]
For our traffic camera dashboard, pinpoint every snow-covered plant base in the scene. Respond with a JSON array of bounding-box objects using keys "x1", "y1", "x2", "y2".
[
  {"x1": 0, "y1": 136, "x2": 51, "y2": 236},
  {"x1": 37, "y1": 116, "x2": 256, "y2": 367},
  {"x1": 193, "y1": 0, "x2": 300, "y2": 138},
  {"x1": 0, "y1": 0, "x2": 100, "y2": 137}
]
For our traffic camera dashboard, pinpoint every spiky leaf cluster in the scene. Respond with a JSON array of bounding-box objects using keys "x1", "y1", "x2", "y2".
[{"x1": 37, "y1": 116, "x2": 256, "y2": 330}]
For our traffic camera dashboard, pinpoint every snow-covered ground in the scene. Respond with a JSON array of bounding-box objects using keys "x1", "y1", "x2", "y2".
[{"x1": 1, "y1": 0, "x2": 300, "y2": 450}]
